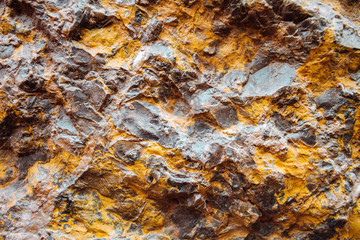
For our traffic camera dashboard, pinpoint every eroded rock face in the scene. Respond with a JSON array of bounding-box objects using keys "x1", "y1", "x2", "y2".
[
  {"x1": 242, "y1": 63, "x2": 297, "y2": 97},
  {"x1": 1, "y1": 0, "x2": 360, "y2": 239}
]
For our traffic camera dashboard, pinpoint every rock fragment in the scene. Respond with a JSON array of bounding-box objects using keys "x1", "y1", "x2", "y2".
[
  {"x1": 242, "y1": 63, "x2": 297, "y2": 97},
  {"x1": 140, "y1": 19, "x2": 163, "y2": 43},
  {"x1": 120, "y1": 101, "x2": 180, "y2": 148}
]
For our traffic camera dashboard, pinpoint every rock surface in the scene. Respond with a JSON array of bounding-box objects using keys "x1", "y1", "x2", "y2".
[{"x1": 1, "y1": 0, "x2": 360, "y2": 239}]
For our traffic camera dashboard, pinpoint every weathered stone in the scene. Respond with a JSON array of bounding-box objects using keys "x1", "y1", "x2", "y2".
[
  {"x1": 170, "y1": 206, "x2": 201, "y2": 237},
  {"x1": 62, "y1": 85, "x2": 103, "y2": 122},
  {"x1": 229, "y1": 199, "x2": 260, "y2": 227},
  {"x1": 112, "y1": 140, "x2": 144, "y2": 165},
  {"x1": 315, "y1": 89, "x2": 348, "y2": 117},
  {"x1": 54, "y1": 110, "x2": 78, "y2": 135},
  {"x1": 242, "y1": 63, "x2": 297, "y2": 97},
  {"x1": 140, "y1": 19, "x2": 163, "y2": 43},
  {"x1": 80, "y1": 79, "x2": 108, "y2": 111},
  {"x1": 0, "y1": 45, "x2": 15, "y2": 59},
  {"x1": 335, "y1": 25, "x2": 360, "y2": 49},
  {"x1": 1, "y1": 0, "x2": 360, "y2": 239},
  {"x1": 212, "y1": 20, "x2": 232, "y2": 36},
  {"x1": 222, "y1": 69, "x2": 247, "y2": 91},
  {"x1": 60, "y1": 47, "x2": 93, "y2": 80},
  {"x1": 120, "y1": 101, "x2": 180, "y2": 148},
  {"x1": 131, "y1": 43, "x2": 175, "y2": 71}
]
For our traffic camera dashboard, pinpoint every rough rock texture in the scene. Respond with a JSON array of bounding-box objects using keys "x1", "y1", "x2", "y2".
[{"x1": 1, "y1": 0, "x2": 360, "y2": 239}]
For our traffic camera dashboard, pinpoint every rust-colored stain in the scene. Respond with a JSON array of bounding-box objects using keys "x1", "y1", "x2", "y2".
[{"x1": 1, "y1": 0, "x2": 360, "y2": 239}]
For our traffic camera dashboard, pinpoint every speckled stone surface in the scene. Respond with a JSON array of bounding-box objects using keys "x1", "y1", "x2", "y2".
[{"x1": 1, "y1": 0, "x2": 360, "y2": 239}]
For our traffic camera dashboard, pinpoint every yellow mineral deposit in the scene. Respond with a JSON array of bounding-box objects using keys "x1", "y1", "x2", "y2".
[{"x1": 1, "y1": 0, "x2": 360, "y2": 239}]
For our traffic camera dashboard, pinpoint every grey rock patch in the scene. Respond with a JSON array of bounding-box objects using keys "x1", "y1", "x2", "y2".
[
  {"x1": 242, "y1": 63, "x2": 297, "y2": 97},
  {"x1": 0, "y1": 45, "x2": 15, "y2": 59},
  {"x1": 54, "y1": 110, "x2": 78, "y2": 135},
  {"x1": 140, "y1": 19, "x2": 163, "y2": 43},
  {"x1": 222, "y1": 69, "x2": 247, "y2": 91},
  {"x1": 116, "y1": 0, "x2": 136, "y2": 6},
  {"x1": 335, "y1": 25, "x2": 360, "y2": 49},
  {"x1": 54, "y1": 134, "x2": 86, "y2": 152},
  {"x1": 132, "y1": 42, "x2": 175, "y2": 71},
  {"x1": 350, "y1": 70, "x2": 360, "y2": 82},
  {"x1": 81, "y1": 79, "x2": 108, "y2": 111},
  {"x1": 315, "y1": 89, "x2": 348, "y2": 117},
  {"x1": 212, "y1": 104, "x2": 239, "y2": 129},
  {"x1": 190, "y1": 89, "x2": 239, "y2": 128},
  {"x1": 62, "y1": 85, "x2": 103, "y2": 122},
  {"x1": 120, "y1": 101, "x2": 180, "y2": 148}
]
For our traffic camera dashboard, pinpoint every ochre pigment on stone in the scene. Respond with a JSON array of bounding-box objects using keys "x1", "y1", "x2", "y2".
[{"x1": 1, "y1": 0, "x2": 360, "y2": 239}]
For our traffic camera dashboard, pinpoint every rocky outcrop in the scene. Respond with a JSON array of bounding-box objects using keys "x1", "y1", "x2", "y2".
[{"x1": 1, "y1": 0, "x2": 360, "y2": 239}]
